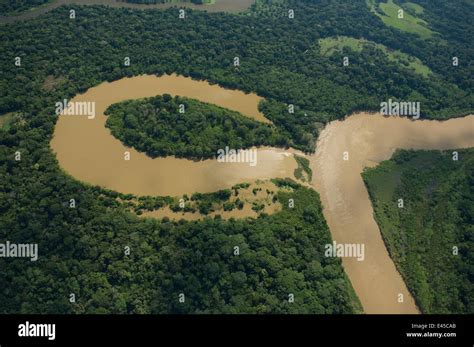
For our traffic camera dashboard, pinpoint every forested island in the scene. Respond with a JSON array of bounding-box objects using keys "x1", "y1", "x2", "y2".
[
  {"x1": 104, "y1": 94, "x2": 292, "y2": 159},
  {"x1": 363, "y1": 149, "x2": 474, "y2": 313}
]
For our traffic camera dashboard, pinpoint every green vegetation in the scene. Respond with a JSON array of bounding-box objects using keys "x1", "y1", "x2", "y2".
[
  {"x1": 367, "y1": 0, "x2": 434, "y2": 38},
  {"x1": 105, "y1": 94, "x2": 292, "y2": 159},
  {"x1": 319, "y1": 36, "x2": 431, "y2": 77},
  {"x1": 363, "y1": 149, "x2": 474, "y2": 313},
  {"x1": 403, "y1": 2, "x2": 424, "y2": 15},
  {"x1": 0, "y1": 146, "x2": 362, "y2": 313},
  {"x1": 0, "y1": 0, "x2": 52, "y2": 16},
  {"x1": 184, "y1": 189, "x2": 232, "y2": 214},
  {"x1": 250, "y1": 0, "x2": 287, "y2": 17},
  {"x1": 1, "y1": 1, "x2": 472, "y2": 131},
  {"x1": 293, "y1": 155, "x2": 312, "y2": 182},
  {"x1": 0, "y1": 112, "x2": 16, "y2": 131},
  {"x1": 319, "y1": 36, "x2": 364, "y2": 56},
  {"x1": 95, "y1": 180, "x2": 278, "y2": 219},
  {"x1": 0, "y1": 0, "x2": 472, "y2": 314}
]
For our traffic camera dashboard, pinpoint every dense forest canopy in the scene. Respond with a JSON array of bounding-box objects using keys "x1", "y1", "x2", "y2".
[
  {"x1": 318, "y1": 36, "x2": 432, "y2": 77},
  {"x1": 104, "y1": 94, "x2": 294, "y2": 159},
  {"x1": 0, "y1": 0, "x2": 52, "y2": 16},
  {"x1": 0, "y1": 0, "x2": 472, "y2": 314},
  {"x1": 363, "y1": 149, "x2": 474, "y2": 313},
  {"x1": 0, "y1": 163, "x2": 362, "y2": 313}
]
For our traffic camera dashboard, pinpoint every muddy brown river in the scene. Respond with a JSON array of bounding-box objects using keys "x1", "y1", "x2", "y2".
[
  {"x1": 51, "y1": 74, "x2": 474, "y2": 314},
  {"x1": 51, "y1": 74, "x2": 296, "y2": 196},
  {"x1": 311, "y1": 113, "x2": 474, "y2": 313}
]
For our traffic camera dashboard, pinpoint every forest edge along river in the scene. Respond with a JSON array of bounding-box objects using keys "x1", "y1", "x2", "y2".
[
  {"x1": 0, "y1": 0, "x2": 256, "y2": 24},
  {"x1": 51, "y1": 74, "x2": 474, "y2": 314}
]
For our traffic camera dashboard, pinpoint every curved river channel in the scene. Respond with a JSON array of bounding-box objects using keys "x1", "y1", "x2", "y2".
[
  {"x1": 50, "y1": 74, "x2": 297, "y2": 196},
  {"x1": 51, "y1": 74, "x2": 474, "y2": 313}
]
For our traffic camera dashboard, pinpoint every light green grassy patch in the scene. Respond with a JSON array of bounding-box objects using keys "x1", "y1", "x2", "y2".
[
  {"x1": 319, "y1": 36, "x2": 364, "y2": 56},
  {"x1": 367, "y1": 0, "x2": 434, "y2": 39},
  {"x1": 319, "y1": 36, "x2": 431, "y2": 77},
  {"x1": 0, "y1": 112, "x2": 16, "y2": 130}
]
